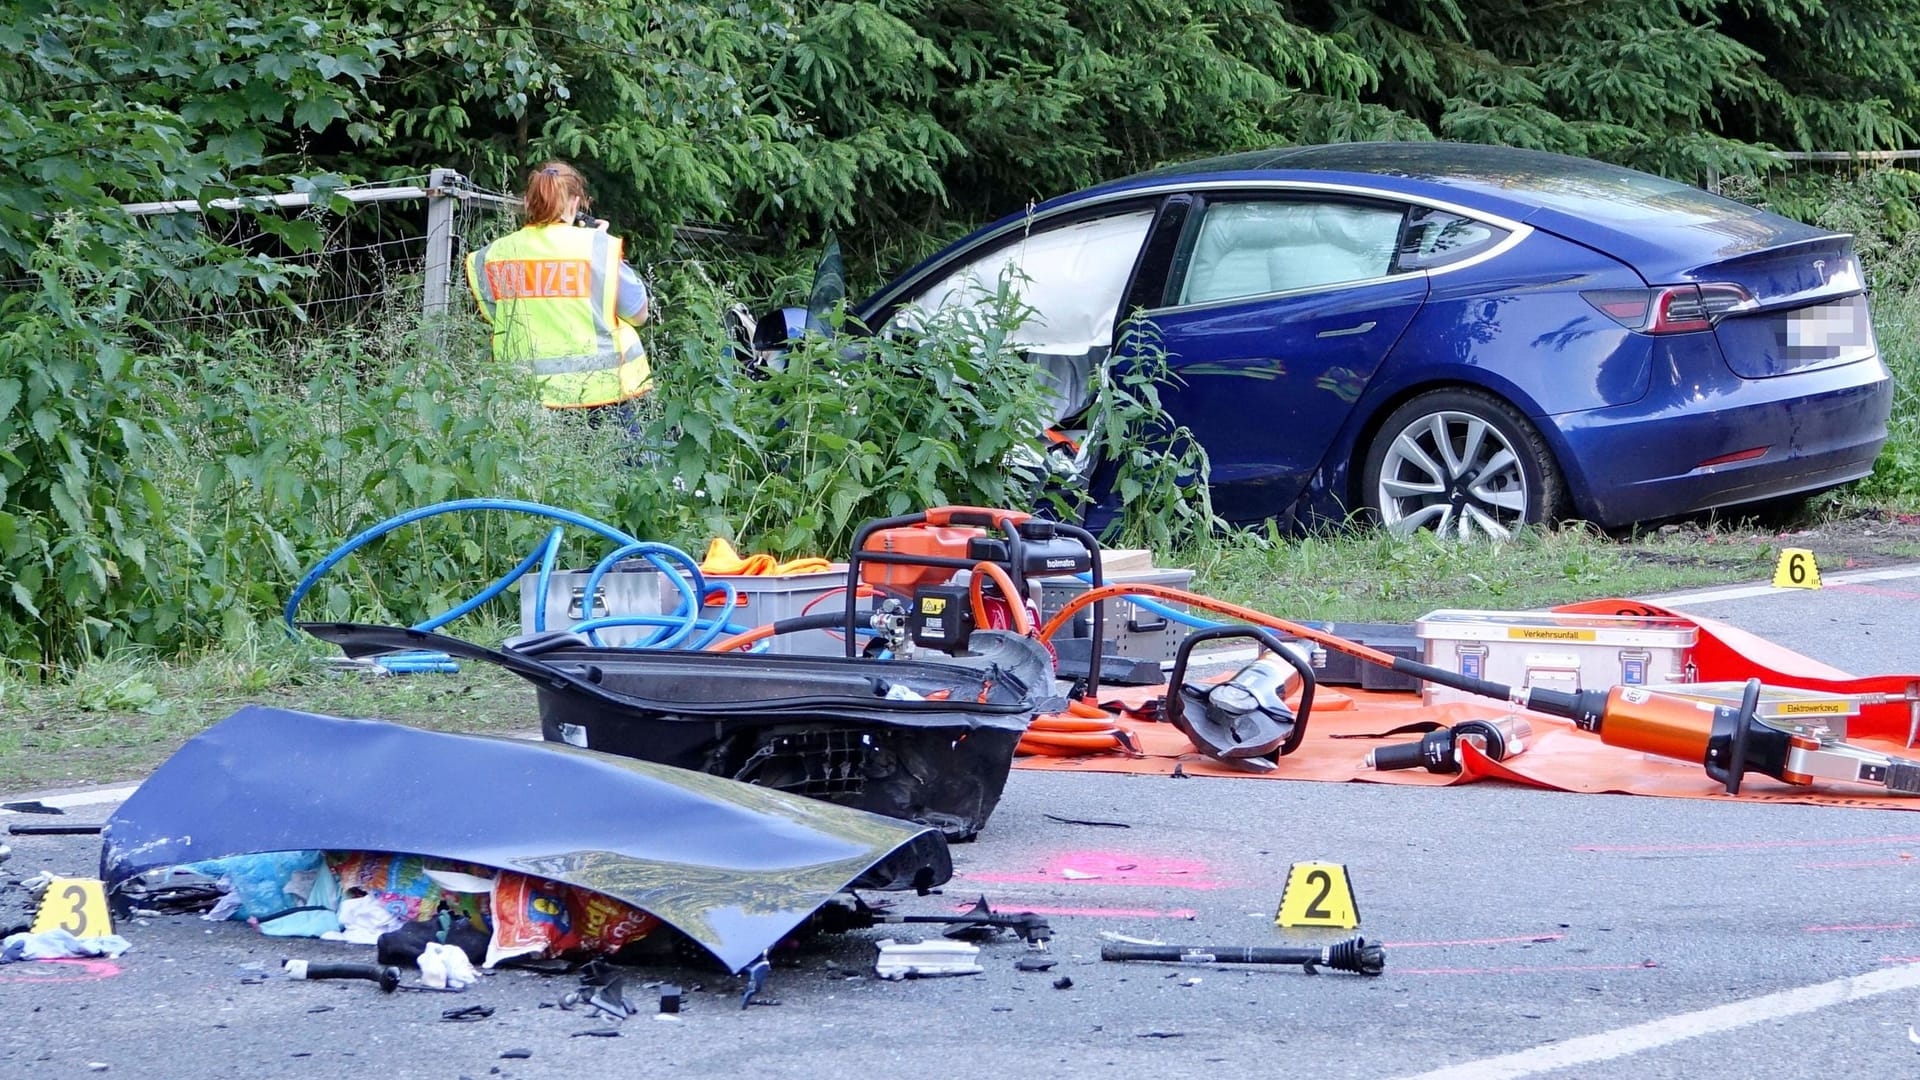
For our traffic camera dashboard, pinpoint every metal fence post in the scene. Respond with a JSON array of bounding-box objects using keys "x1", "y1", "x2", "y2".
[{"x1": 423, "y1": 168, "x2": 457, "y2": 316}]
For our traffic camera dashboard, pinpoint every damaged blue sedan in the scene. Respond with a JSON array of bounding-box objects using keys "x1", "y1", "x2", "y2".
[{"x1": 853, "y1": 142, "x2": 1893, "y2": 538}]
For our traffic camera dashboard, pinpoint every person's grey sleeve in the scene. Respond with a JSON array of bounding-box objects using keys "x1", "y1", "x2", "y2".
[{"x1": 617, "y1": 262, "x2": 649, "y2": 323}]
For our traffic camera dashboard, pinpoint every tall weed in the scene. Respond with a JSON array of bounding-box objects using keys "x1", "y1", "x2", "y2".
[
  {"x1": 148, "y1": 311, "x2": 651, "y2": 636},
  {"x1": 634, "y1": 273, "x2": 1059, "y2": 555}
]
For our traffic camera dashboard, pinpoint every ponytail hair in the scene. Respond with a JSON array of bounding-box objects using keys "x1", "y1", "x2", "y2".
[{"x1": 523, "y1": 160, "x2": 587, "y2": 226}]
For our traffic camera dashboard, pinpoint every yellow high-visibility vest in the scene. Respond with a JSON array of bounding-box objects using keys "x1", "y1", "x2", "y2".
[{"x1": 465, "y1": 224, "x2": 650, "y2": 408}]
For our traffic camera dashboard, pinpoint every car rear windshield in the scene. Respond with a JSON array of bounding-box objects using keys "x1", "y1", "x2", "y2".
[
  {"x1": 1163, "y1": 144, "x2": 1771, "y2": 231},
  {"x1": 1479, "y1": 158, "x2": 1762, "y2": 229}
]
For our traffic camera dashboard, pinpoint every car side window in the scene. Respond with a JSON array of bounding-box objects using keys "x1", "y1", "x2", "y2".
[
  {"x1": 892, "y1": 209, "x2": 1156, "y2": 421},
  {"x1": 1175, "y1": 200, "x2": 1403, "y2": 306},
  {"x1": 895, "y1": 210, "x2": 1156, "y2": 352},
  {"x1": 1395, "y1": 207, "x2": 1509, "y2": 272}
]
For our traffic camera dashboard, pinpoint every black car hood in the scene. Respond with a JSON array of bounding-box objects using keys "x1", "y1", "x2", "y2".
[{"x1": 99, "y1": 706, "x2": 951, "y2": 973}]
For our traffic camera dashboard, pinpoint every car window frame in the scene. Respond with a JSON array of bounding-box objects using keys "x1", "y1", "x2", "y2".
[
  {"x1": 856, "y1": 180, "x2": 1531, "y2": 326},
  {"x1": 1155, "y1": 192, "x2": 1419, "y2": 312},
  {"x1": 1393, "y1": 205, "x2": 1514, "y2": 274},
  {"x1": 1126, "y1": 182, "x2": 1529, "y2": 316},
  {"x1": 861, "y1": 196, "x2": 1169, "y2": 335}
]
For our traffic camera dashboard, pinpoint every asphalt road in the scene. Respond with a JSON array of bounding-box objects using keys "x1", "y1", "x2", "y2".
[{"x1": 6, "y1": 565, "x2": 1920, "y2": 1080}]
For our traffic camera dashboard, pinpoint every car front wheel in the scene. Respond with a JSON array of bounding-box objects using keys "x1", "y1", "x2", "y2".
[{"x1": 1360, "y1": 388, "x2": 1564, "y2": 540}]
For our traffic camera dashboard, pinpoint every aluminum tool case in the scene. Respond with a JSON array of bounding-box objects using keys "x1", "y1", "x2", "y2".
[
  {"x1": 1033, "y1": 567, "x2": 1196, "y2": 661},
  {"x1": 1414, "y1": 609, "x2": 1698, "y2": 707}
]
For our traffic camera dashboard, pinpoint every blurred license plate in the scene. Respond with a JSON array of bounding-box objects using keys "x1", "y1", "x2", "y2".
[{"x1": 1786, "y1": 296, "x2": 1871, "y2": 352}]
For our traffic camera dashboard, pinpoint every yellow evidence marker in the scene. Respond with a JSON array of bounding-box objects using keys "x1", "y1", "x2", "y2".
[
  {"x1": 1275, "y1": 862, "x2": 1359, "y2": 929},
  {"x1": 1772, "y1": 548, "x2": 1822, "y2": 590},
  {"x1": 30, "y1": 876, "x2": 113, "y2": 937}
]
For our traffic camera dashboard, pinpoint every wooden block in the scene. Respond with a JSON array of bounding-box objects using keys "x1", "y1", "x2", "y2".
[{"x1": 1099, "y1": 549, "x2": 1155, "y2": 574}]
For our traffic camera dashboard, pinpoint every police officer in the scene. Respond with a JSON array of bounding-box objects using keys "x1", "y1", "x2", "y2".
[{"x1": 464, "y1": 161, "x2": 651, "y2": 410}]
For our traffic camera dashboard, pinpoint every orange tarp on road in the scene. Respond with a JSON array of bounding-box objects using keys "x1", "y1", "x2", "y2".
[{"x1": 1013, "y1": 599, "x2": 1920, "y2": 811}]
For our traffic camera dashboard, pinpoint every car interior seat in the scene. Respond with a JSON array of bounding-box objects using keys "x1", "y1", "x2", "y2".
[{"x1": 1183, "y1": 203, "x2": 1400, "y2": 305}]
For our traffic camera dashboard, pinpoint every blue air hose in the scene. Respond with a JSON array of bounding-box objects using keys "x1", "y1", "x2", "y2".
[
  {"x1": 1072, "y1": 572, "x2": 1223, "y2": 631},
  {"x1": 283, "y1": 497, "x2": 757, "y2": 654}
]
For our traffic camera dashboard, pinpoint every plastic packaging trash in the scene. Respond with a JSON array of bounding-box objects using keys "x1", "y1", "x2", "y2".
[
  {"x1": 181, "y1": 851, "x2": 343, "y2": 938},
  {"x1": 2, "y1": 928, "x2": 133, "y2": 963},
  {"x1": 418, "y1": 941, "x2": 478, "y2": 990},
  {"x1": 320, "y1": 894, "x2": 408, "y2": 945}
]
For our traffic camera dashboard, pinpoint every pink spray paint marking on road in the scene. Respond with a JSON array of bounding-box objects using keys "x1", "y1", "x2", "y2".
[
  {"x1": 962, "y1": 851, "x2": 1228, "y2": 889},
  {"x1": 0, "y1": 957, "x2": 122, "y2": 984},
  {"x1": 1394, "y1": 962, "x2": 1659, "y2": 976},
  {"x1": 1826, "y1": 583, "x2": 1920, "y2": 602},
  {"x1": 1384, "y1": 933, "x2": 1567, "y2": 949}
]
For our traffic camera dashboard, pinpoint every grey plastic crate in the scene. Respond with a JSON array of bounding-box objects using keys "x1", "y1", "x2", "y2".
[
  {"x1": 691, "y1": 567, "x2": 850, "y2": 656},
  {"x1": 1035, "y1": 567, "x2": 1195, "y2": 662},
  {"x1": 520, "y1": 563, "x2": 851, "y2": 654},
  {"x1": 517, "y1": 561, "x2": 666, "y2": 647}
]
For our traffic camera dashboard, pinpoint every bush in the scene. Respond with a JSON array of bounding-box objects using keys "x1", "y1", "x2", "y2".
[{"x1": 632, "y1": 271, "x2": 1060, "y2": 555}]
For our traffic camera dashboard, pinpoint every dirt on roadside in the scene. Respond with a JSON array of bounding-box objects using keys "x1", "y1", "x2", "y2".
[{"x1": 1636, "y1": 508, "x2": 1920, "y2": 575}]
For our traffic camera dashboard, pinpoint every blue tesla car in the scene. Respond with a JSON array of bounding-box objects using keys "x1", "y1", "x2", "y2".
[{"x1": 826, "y1": 142, "x2": 1895, "y2": 537}]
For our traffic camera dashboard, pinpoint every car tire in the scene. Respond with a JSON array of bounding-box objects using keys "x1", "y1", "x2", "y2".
[{"x1": 1359, "y1": 388, "x2": 1565, "y2": 540}]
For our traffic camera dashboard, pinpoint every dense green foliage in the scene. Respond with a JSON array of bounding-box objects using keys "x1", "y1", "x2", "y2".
[
  {"x1": 8, "y1": 0, "x2": 1920, "y2": 667},
  {"x1": 0, "y1": 0, "x2": 391, "y2": 664},
  {"x1": 321, "y1": 0, "x2": 1920, "y2": 262}
]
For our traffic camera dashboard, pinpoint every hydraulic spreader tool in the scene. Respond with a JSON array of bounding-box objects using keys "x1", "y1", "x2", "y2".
[{"x1": 1343, "y1": 632, "x2": 1920, "y2": 795}]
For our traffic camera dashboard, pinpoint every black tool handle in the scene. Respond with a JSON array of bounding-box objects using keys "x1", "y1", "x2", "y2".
[
  {"x1": 284, "y1": 959, "x2": 401, "y2": 992},
  {"x1": 7, "y1": 822, "x2": 104, "y2": 835},
  {"x1": 1368, "y1": 729, "x2": 1455, "y2": 773},
  {"x1": 1100, "y1": 937, "x2": 1383, "y2": 975},
  {"x1": 1165, "y1": 625, "x2": 1317, "y2": 756}
]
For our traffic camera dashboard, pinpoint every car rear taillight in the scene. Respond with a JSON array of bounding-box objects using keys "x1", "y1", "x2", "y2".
[{"x1": 1583, "y1": 283, "x2": 1754, "y2": 333}]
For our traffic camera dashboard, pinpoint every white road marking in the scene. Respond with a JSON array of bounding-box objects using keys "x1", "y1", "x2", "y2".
[
  {"x1": 1643, "y1": 564, "x2": 1920, "y2": 607},
  {"x1": 1389, "y1": 961, "x2": 1920, "y2": 1080},
  {"x1": 0, "y1": 784, "x2": 138, "y2": 815}
]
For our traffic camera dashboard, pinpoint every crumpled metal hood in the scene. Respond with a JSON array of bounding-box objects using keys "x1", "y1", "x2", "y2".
[{"x1": 100, "y1": 706, "x2": 951, "y2": 973}]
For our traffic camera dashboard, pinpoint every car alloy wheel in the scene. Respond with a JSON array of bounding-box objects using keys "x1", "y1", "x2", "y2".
[{"x1": 1362, "y1": 388, "x2": 1563, "y2": 540}]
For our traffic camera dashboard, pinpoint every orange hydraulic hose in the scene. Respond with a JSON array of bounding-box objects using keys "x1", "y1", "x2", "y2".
[
  {"x1": 1019, "y1": 698, "x2": 1135, "y2": 757},
  {"x1": 969, "y1": 561, "x2": 1032, "y2": 636},
  {"x1": 1038, "y1": 583, "x2": 1401, "y2": 670},
  {"x1": 1026, "y1": 715, "x2": 1119, "y2": 733},
  {"x1": 1013, "y1": 726, "x2": 1121, "y2": 753},
  {"x1": 705, "y1": 623, "x2": 779, "y2": 653}
]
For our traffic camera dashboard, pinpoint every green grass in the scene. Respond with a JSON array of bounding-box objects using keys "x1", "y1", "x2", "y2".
[
  {"x1": 1187, "y1": 523, "x2": 1780, "y2": 624},
  {"x1": 0, "y1": 621, "x2": 539, "y2": 793}
]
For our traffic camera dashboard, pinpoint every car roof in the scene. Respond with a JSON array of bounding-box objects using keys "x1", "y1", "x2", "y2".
[
  {"x1": 1073, "y1": 142, "x2": 1837, "y2": 281},
  {"x1": 862, "y1": 142, "x2": 1839, "y2": 313}
]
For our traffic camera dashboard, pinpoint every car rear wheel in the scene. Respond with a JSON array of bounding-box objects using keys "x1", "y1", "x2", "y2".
[{"x1": 1360, "y1": 388, "x2": 1564, "y2": 540}]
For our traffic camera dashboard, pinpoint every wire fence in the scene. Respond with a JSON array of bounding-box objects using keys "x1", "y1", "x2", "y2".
[
  {"x1": 109, "y1": 169, "x2": 521, "y2": 338},
  {"x1": 1708, "y1": 150, "x2": 1920, "y2": 198},
  {"x1": 86, "y1": 169, "x2": 765, "y2": 345}
]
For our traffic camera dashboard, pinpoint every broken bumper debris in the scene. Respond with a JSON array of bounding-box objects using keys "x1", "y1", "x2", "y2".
[
  {"x1": 301, "y1": 622, "x2": 1060, "y2": 839},
  {"x1": 100, "y1": 706, "x2": 952, "y2": 974}
]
